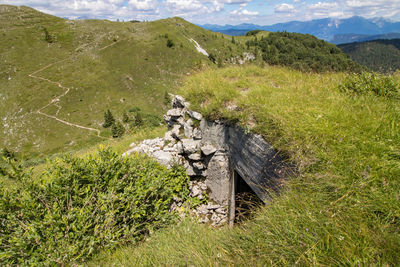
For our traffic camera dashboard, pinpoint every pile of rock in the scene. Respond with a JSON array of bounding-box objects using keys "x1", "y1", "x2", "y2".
[{"x1": 124, "y1": 95, "x2": 228, "y2": 226}]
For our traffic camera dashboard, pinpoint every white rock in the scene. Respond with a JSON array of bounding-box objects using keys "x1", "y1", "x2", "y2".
[
  {"x1": 152, "y1": 150, "x2": 174, "y2": 167},
  {"x1": 211, "y1": 213, "x2": 221, "y2": 223},
  {"x1": 186, "y1": 165, "x2": 197, "y2": 177},
  {"x1": 182, "y1": 139, "x2": 200, "y2": 154},
  {"x1": 188, "y1": 153, "x2": 201, "y2": 161},
  {"x1": 171, "y1": 124, "x2": 182, "y2": 140},
  {"x1": 172, "y1": 95, "x2": 186, "y2": 108},
  {"x1": 184, "y1": 119, "x2": 193, "y2": 138},
  {"x1": 207, "y1": 204, "x2": 220, "y2": 210},
  {"x1": 193, "y1": 128, "x2": 202, "y2": 140},
  {"x1": 216, "y1": 208, "x2": 226, "y2": 214},
  {"x1": 200, "y1": 216, "x2": 210, "y2": 223},
  {"x1": 167, "y1": 108, "x2": 184, "y2": 117},
  {"x1": 187, "y1": 110, "x2": 203, "y2": 121},
  {"x1": 193, "y1": 161, "x2": 205, "y2": 170},
  {"x1": 201, "y1": 144, "x2": 217, "y2": 156},
  {"x1": 200, "y1": 182, "x2": 207, "y2": 191},
  {"x1": 164, "y1": 131, "x2": 175, "y2": 142},
  {"x1": 198, "y1": 204, "x2": 209, "y2": 215},
  {"x1": 191, "y1": 185, "x2": 201, "y2": 197}
]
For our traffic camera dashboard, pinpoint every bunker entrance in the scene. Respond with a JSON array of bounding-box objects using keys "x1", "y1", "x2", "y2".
[{"x1": 231, "y1": 171, "x2": 263, "y2": 224}]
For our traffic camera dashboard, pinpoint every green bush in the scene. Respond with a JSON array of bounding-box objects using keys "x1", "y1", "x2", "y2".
[
  {"x1": 0, "y1": 148, "x2": 190, "y2": 265},
  {"x1": 166, "y1": 39, "x2": 174, "y2": 48},
  {"x1": 208, "y1": 53, "x2": 216, "y2": 63},
  {"x1": 122, "y1": 111, "x2": 130, "y2": 123},
  {"x1": 339, "y1": 72, "x2": 399, "y2": 97},
  {"x1": 245, "y1": 30, "x2": 262, "y2": 36}
]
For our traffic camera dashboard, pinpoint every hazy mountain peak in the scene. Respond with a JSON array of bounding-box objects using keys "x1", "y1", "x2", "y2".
[{"x1": 200, "y1": 16, "x2": 400, "y2": 43}]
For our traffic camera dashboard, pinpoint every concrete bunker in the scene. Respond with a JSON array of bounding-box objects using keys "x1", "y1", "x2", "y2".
[
  {"x1": 126, "y1": 95, "x2": 292, "y2": 226},
  {"x1": 230, "y1": 170, "x2": 263, "y2": 223},
  {"x1": 200, "y1": 120, "x2": 289, "y2": 225}
]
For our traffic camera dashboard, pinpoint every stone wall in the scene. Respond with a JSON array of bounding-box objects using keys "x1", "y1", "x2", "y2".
[{"x1": 124, "y1": 95, "x2": 289, "y2": 226}]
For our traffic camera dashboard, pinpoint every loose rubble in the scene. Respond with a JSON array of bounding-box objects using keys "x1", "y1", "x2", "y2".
[{"x1": 123, "y1": 95, "x2": 227, "y2": 226}]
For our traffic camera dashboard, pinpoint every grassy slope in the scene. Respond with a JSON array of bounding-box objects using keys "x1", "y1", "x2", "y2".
[
  {"x1": 0, "y1": 5, "x2": 244, "y2": 157},
  {"x1": 93, "y1": 66, "x2": 400, "y2": 265}
]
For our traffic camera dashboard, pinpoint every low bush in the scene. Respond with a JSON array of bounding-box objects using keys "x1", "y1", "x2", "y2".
[
  {"x1": 339, "y1": 71, "x2": 399, "y2": 97},
  {"x1": 0, "y1": 148, "x2": 189, "y2": 265}
]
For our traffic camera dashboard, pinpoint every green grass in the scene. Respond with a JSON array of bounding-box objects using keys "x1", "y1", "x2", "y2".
[
  {"x1": 92, "y1": 66, "x2": 400, "y2": 265},
  {"x1": 0, "y1": 5, "x2": 246, "y2": 157}
]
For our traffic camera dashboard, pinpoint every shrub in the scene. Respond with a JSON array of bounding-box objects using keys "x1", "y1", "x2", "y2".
[
  {"x1": 42, "y1": 27, "x2": 53, "y2": 43},
  {"x1": 339, "y1": 72, "x2": 399, "y2": 98},
  {"x1": 166, "y1": 39, "x2": 174, "y2": 48},
  {"x1": 245, "y1": 30, "x2": 262, "y2": 36},
  {"x1": 122, "y1": 111, "x2": 130, "y2": 123},
  {"x1": 208, "y1": 53, "x2": 216, "y2": 63},
  {"x1": 1, "y1": 147, "x2": 15, "y2": 160},
  {"x1": 0, "y1": 148, "x2": 190, "y2": 265}
]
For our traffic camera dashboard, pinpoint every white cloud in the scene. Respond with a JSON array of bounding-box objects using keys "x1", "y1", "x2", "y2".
[
  {"x1": 218, "y1": 0, "x2": 251, "y2": 3},
  {"x1": 230, "y1": 8, "x2": 258, "y2": 16},
  {"x1": 0, "y1": 0, "x2": 162, "y2": 20},
  {"x1": 1, "y1": 0, "x2": 399, "y2": 24},
  {"x1": 308, "y1": 2, "x2": 338, "y2": 10},
  {"x1": 270, "y1": 0, "x2": 400, "y2": 22},
  {"x1": 128, "y1": 0, "x2": 157, "y2": 11},
  {"x1": 164, "y1": 0, "x2": 209, "y2": 15},
  {"x1": 275, "y1": 3, "x2": 294, "y2": 13}
]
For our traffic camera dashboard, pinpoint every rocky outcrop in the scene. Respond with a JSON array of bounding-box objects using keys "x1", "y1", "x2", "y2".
[
  {"x1": 124, "y1": 95, "x2": 289, "y2": 226},
  {"x1": 124, "y1": 95, "x2": 227, "y2": 226}
]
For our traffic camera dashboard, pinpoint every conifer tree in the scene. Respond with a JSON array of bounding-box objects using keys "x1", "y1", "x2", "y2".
[
  {"x1": 102, "y1": 109, "x2": 115, "y2": 128},
  {"x1": 112, "y1": 121, "x2": 125, "y2": 138},
  {"x1": 163, "y1": 91, "x2": 171, "y2": 105},
  {"x1": 133, "y1": 112, "x2": 144, "y2": 127}
]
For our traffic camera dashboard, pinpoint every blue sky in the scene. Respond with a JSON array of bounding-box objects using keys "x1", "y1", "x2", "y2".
[{"x1": 0, "y1": 1, "x2": 399, "y2": 25}]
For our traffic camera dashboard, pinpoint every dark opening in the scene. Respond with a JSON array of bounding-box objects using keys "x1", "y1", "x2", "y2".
[{"x1": 234, "y1": 171, "x2": 263, "y2": 223}]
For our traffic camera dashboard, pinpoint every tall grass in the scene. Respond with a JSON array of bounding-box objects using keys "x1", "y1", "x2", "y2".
[{"x1": 92, "y1": 66, "x2": 400, "y2": 265}]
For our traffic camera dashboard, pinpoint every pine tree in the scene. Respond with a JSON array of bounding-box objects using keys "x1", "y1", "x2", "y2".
[
  {"x1": 163, "y1": 91, "x2": 171, "y2": 105},
  {"x1": 133, "y1": 112, "x2": 144, "y2": 127},
  {"x1": 112, "y1": 121, "x2": 125, "y2": 138},
  {"x1": 102, "y1": 109, "x2": 115, "y2": 128},
  {"x1": 122, "y1": 111, "x2": 130, "y2": 123}
]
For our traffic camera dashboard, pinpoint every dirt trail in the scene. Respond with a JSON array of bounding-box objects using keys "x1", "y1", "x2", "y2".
[{"x1": 29, "y1": 38, "x2": 120, "y2": 139}]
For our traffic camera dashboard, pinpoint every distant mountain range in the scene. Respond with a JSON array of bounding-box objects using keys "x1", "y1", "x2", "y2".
[{"x1": 200, "y1": 16, "x2": 400, "y2": 44}]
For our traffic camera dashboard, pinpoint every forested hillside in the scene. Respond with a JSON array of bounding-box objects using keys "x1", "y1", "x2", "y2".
[
  {"x1": 245, "y1": 31, "x2": 363, "y2": 72},
  {"x1": 339, "y1": 39, "x2": 400, "y2": 73}
]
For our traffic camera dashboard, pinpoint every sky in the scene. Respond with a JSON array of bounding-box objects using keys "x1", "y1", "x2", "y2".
[{"x1": 1, "y1": 0, "x2": 399, "y2": 25}]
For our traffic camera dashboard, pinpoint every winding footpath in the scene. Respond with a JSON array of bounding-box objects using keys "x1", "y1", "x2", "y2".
[{"x1": 29, "y1": 39, "x2": 121, "y2": 139}]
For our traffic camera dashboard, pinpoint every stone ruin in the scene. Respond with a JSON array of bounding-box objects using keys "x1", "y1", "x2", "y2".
[{"x1": 124, "y1": 95, "x2": 290, "y2": 226}]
